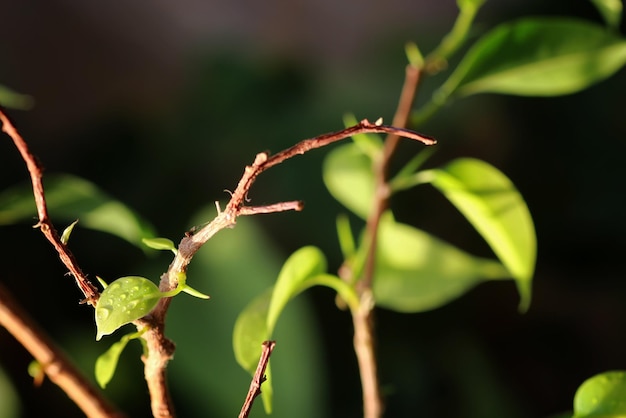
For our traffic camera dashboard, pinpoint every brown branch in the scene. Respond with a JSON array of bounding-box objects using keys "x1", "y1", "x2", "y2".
[
  {"x1": 0, "y1": 110, "x2": 99, "y2": 306},
  {"x1": 140, "y1": 118, "x2": 435, "y2": 417},
  {"x1": 351, "y1": 65, "x2": 425, "y2": 418},
  {"x1": 0, "y1": 284, "x2": 125, "y2": 418},
  {"x1": 238, "y1": 341, "x2": 276, "y2": 418}
]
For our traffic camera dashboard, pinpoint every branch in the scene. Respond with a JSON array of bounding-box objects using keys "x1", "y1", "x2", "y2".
[
  {"x1": 0, "y1": 284, "x2": 125, "y2": 418},
  {"x1": 0, "y1": 110, "x2": 99, "y2": 306},
  {"x1": 141, "y1": 118, "x2": 435, "y2": 417},
  {"x1": 351, "y1": 65, "x2": 425, "y2": 418},
  {"x1": 238, "y1": 341, "x2": 276, "y2": 418}
]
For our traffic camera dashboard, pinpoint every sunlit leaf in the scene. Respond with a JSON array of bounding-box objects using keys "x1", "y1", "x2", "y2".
[
  {"x1": 373, "y1": 212, "x2": 509, "y2": 312},
  {"x1": 0, "y1": 174, "x2": 156, "y2": 249},
  {"x1": 323, "y1": 143, "x2": 374, "y2": 219},
  {"x1": 95, "y1": 276, "x2": 161, "y2": 341},
  {"x1": 437, "y1": 17, "x2": 626, "y2": 98},
  {"x1": 234, "y1": 246, "x2": 331, "y2": 414},
  {"x1": 427, "y1": 158, "x2": 536, "y2": 311},
  {"x1": 142, "y1": 237, "x2": 177, "y2": 254},
  {"x1": 266, "y1": 246, "x2": 327, "y2": 334},
  {"x1": 590, "y1": 0, "x2": 623, "y2": 30},
  {"x1": 574, "y1": 371, "x2": 626, "y2": 417},
  {"x1": 94, "y1": 331, "x2": 144, "y2": 388}
]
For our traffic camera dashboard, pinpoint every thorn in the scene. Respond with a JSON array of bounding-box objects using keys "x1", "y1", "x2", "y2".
[
  {"x1": 214, "y1": 200, "x2": 222, "y2": 214},
  {"x1": 375, "y1": 117, "x2": 383, "y2": 126}
]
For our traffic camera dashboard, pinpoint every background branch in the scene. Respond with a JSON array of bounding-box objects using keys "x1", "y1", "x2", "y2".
[{"x1": 0, "y1": 284, "x2": 125, "y2": 418}]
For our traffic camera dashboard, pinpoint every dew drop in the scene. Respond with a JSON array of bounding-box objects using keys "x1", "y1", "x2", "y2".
[{"x1": 96, "y1": 307, "x2": 112, "y2": 321}]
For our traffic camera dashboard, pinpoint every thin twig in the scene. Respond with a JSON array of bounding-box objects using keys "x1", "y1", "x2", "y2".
[
  {"x1": 0, "y1": 110, "x2": 99, "y2": 306},
  {"x1": 0, "y1": 284, "x2": 125, "y2": 418},
  {"x1": 351, "y1": 64, "x2": 425, "y2": 418},
  {"x1": 238, "y1": 341, "x2": 276, "y2": 418}
]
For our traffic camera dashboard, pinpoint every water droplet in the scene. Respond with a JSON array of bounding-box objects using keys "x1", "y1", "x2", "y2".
[
  {"x1": 96, "y1": 307, "x2": 111, "y2": 321},
  {"x1": 118, "y1": 292, "x2": 128, "y2": 300}
]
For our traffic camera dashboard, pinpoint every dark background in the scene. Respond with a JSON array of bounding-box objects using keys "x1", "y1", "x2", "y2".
[{"x1": 1, "y1": 0, "x2": 626, "y2": 417}]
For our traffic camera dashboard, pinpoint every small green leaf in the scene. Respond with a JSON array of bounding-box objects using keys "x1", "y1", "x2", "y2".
[
  {"x1": 574, "y1": 371, "x2": 626, "y2": 417},
  {"x1": 95, "y1": 276, "x2": 161, "y2": 340},
  {"x1": 590, "y1": 0, "x2": 623, "y2": 30},
  {"x1": 323, "y1": 143, "x2": 374, "y2": 219},
  {"x1": 60, "y1": 219, "x2": 79, "y2": 245},
  {"x1": 437, "y1": 17, "x2": 626, "y2": 98},
  {"x1": 336, "y1": 214, "x2": 356, "y2": 260},
  {"x1": 405, "y1": 42, "x2": 424, "y2": 68},
  {"x1": 180, "y1": 284, "x2": 210, "y2": 299},
  {"x1": 0, "y1": 174, "x2": 156, "y2": 249},
  {"x1": 427, "y1": 158, "x2": 536, "y2": 312},
  {"x1": 142, "y1": 237, "x2": 177, "y2": 254},
  {"x1": 95, "y1": 330, "x2": 145, "y2": 388},
  {"x1": 373, "y1": 212, "x2": 509, "y2": 312}
]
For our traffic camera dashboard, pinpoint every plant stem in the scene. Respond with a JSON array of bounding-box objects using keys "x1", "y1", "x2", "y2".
[
  {"x1": 352, "y1": 64, "x2": 425, "y2": 418},
  {"x1": 0, "y1": 284, "x2": 125, "y2": 418}
]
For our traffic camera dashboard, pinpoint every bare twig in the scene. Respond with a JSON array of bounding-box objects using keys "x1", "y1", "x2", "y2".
[
  {"x1": 238, "y1": 341, "x2": 276, "y2": 418},
  {"x1": 0, "y1": 110, "x2": 99, "y2": 306},
  {"x1": 350, "y1": 64, "x2": 425, "y2": 418},
  {"x1": 0, "y1": 284, "x2": 125, "y2": 418}
]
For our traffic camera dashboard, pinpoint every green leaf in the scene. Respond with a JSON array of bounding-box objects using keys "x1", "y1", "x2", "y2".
[
  {"x1": 142, "y1": 237, "x2": 177, "y2": 254},
  {"x1": 0, "y1": 84, "x2": 34, "y2": 109},
  {"x1": 95, "y1": 276, "x2": 161, "y2": 340},
  {"x1": 590, "y1": 0, "x2": 623, "y2": 30},
  {"x1": 0, "y1": 364, "x2": 21, "y2": 418},
  {"x1": 234, "y1": 246, "x2": 330, "y2": 414},
  {"x1": 437, "y1": 17, "x2": 626, "y2": 98},
  {"x1": 0, "y1": 174, "x2": 156, "y2": 249},
  {"x1": 60, "y1": 219, "x2": 79, "y2": 244},
  {"x1": 574, "y1": 371, "x2": 626, "y2": 417},
  {"x1": 427, "y1": 158, "x2": 536, "y2": 312},
  {"x1": 94, "y1": 331, "x2": 144, "y2": 388},
  {"x1": 266, "y1": 246, "x2": 327, "y2": 334},
  {"x1": 323, "y1": 143, "x2": 374, "y2": 219},
  {"x1": 373, "y1": 212, "x2": 509, "y2": 313}
]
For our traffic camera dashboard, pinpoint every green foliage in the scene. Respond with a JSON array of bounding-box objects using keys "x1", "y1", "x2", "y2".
[
  {"x1": 95, "y1": 276, "x2": 162, "y2": 341},
  {"x1": 573, "y1": 371, "x2": 626, "y2": 417},
  {"x1": 437, "y1": 18, "x2": 626, "y2": 99},
  {"x1": 0, "y1": 365, "x2": 21, "y2": 418},
  {"x1": 142, "y1": 237, "x2": 178, "y2": 254},
  {"x1": 590, "y1": 0, "x2": 623, "y2": 29},
  {"x1": 0, "y1": 174, "x2": 156, "y2": 249},
  {"x1": 427, "y1": 158, "x2": 536, "y2": 312},
  {"x1": 95, "y1": 330, "x2": 147, "y2": 388},
  {"x1": 373, "y1": 211, "x2": 509, "y2": 312}
]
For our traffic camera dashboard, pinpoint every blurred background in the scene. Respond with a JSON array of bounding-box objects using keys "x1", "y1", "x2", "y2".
[{"x1": 1, "y1": 0, "x2": 626, "y2": 417}]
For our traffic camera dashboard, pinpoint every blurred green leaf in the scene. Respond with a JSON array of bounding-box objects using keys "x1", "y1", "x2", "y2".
[
  {"x1": 165, "y1": 212, "x2": 325, "y2": 418},
  {"x1": 574, "y1": 371, "x2": 626, "y2": 417},
  {"x1": 234, "y1": 246, "x2": 328, "y2": 413},
  {"x1": 427, "y1": 158, "x2": 536, "y2": 312},
  {"x1": 323, "y1": 143, "x2": 374, "y2": 219},
  {"x1": 0, "y1": 364, "x2": 21, "y2": 418},
  {"x1": 266, "y1": 246, "x2": 327, "y2": 334},
  {"x1": 94, "y1": 331, "x2": 143, "y2": 388},
  {"x1": 590, "y1": 0, "x2": 623, "y2": 30},
  {"x1": 0, "y1": 84, "x2": 34, "y2": 110},
  {"x1": 437, "y1": 17, "x2": 626, "y2": 98},
  {"x1": 0, "y1": 174, "x2": 156, "y2": 249},
  {"x1": 373, "y1": 212, "x2": 509, "y2": 312},
  {"x1": 95, "y1": 276, "x2": 161, "y2": 341}
]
